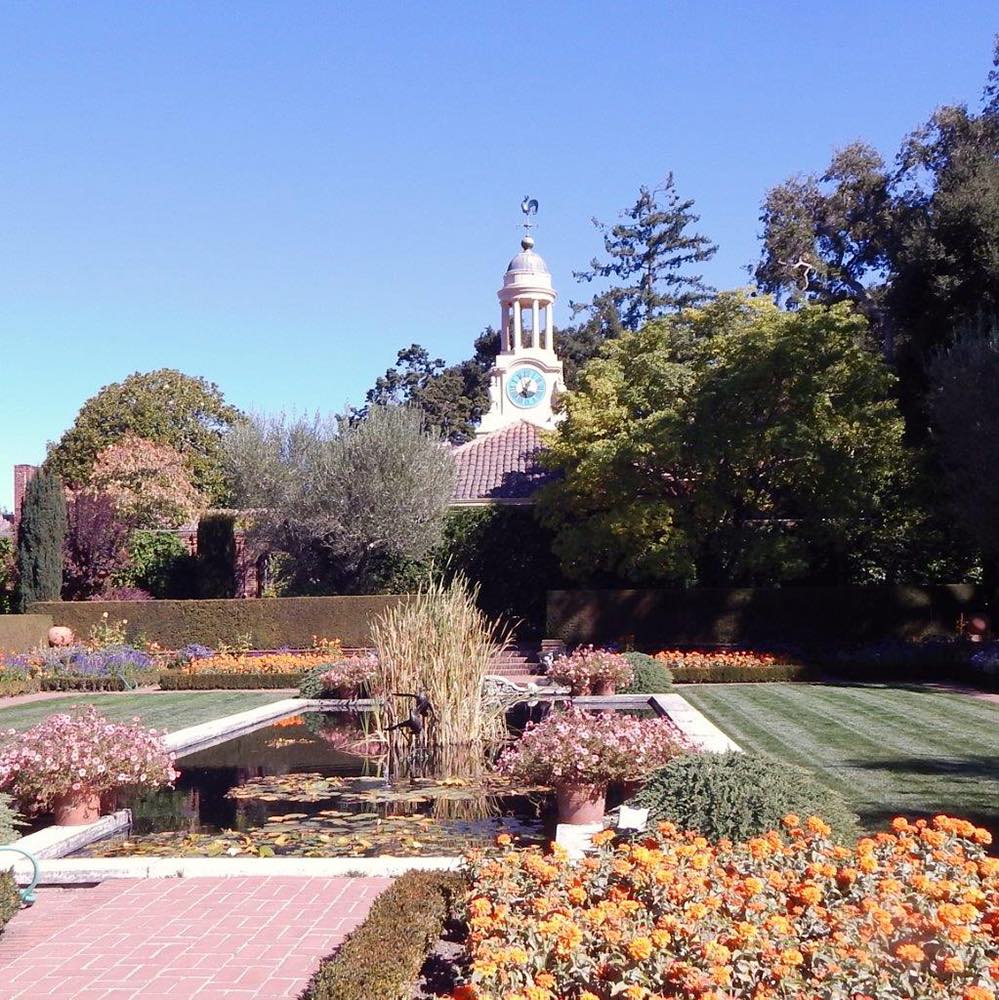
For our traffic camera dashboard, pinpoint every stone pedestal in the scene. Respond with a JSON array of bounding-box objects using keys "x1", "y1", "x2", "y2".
[{"x1": 554, "y1": 822, "x2": 603, "y2": 860}]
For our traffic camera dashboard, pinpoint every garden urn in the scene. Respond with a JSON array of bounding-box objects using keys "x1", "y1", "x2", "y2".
[
  {"x1": 555, "y1": 783, "x2": 606, "y2": 825},
  {"x1": 48, "y1": 626, "x2": 75, "y2": 647},
  {"x1": 53, "y1": 790, "x2": 102, "y2": 826}
]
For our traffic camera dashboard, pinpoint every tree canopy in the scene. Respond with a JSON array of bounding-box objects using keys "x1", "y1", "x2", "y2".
[
  {"x1": 225, "y1": 405, "x2": 457, "y2": 593},
  {"x1": 538, "y1": 293, "x2": 906, "y2": 586},
  {"x1": 45, "y1": 369, "x2": 244, "y2": 505}
]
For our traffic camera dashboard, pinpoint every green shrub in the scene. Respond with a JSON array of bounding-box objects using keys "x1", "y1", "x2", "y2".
[
  {"x1": 620, "y1": 652, "x2": 673, "y2": 692},
  {"x1": 670, "y1": 663, "x2": 818, "y2": 684},
  {"x1": 16, "y1": 470, "x2": 67, "y2": 610},
  {"x1": 0, "y1": 793, "x2": 23, "y2": 845},
  {"x1": 0, "y1": 870, "x2": 20, "y2": 933},
  {"x1": 0, "y1": 676, "x2": 40, "y2": 698},
  {"x1": 631, "y1": 753, "x2": 860, "y2": 844},
  {"x1": 116, "y1": 530, "x2": 197, "y2": 598},
  {"x1": 159, "y1": 671, "x2": 305, "y2": 690},
  {"x1": 302, "y1": 870, "x2": 464, "y2": 1000},
  {"x1": 40, "y1": 668, "x2": 160, "y2": 692},
  {"x1": 29, "y1": 595, "x2": 406, "y2": 648}
]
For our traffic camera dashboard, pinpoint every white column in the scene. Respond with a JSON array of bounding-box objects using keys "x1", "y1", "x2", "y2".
[
  {"x1": 545, "y1": 301, "x2": 554, "y2": 351},
  {"x1": 501, "y1": 304, "x2": 510, "y2": 351},
  {"x1": 532, "y1": 300, "x2": 540, "y2": 348},
  {"x1": 513, "y1": 301, "x2": 522, "y2": 350}
]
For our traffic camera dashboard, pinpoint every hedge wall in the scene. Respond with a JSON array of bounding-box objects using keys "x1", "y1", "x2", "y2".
[
  {"x1": 29, "y1": 596, "x2": 408, "y2": 649},
  {"x1": 0, "y1": 613, "x2": 53, "y2": 652},
  {"x1": 548, "y1": 585, "x2": 988, "y2": 648}
]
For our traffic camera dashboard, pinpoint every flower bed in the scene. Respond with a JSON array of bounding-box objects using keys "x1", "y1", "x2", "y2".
[
  {"x1": 299, "y1": 654, "x2": 379, "y2": 699},
  {"x1": 459, "y1": 814, "x2": 999, "y2": 1000}
]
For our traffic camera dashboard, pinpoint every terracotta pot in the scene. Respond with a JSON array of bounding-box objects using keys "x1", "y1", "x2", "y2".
[
  {"x1": 592, "y1": 679, "x2": 616, "y2": 696},
  {"x1": 556, "y1": 783, "x2": 607, "y2": 825},
  {"x1": 53, "y1": 790, "x2": 102, "y2": 826},
  {"x1": 48, "y1": 626, "x2": 75, "y2": 647}
]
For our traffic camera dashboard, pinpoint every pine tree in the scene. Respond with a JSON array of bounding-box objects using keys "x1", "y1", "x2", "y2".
[
  {"x1": 16, "y1": 470, "x2": 67, "y2": 609},
  {"x1": 574, "y1": 173, "x2": 718, "y2": 332}
]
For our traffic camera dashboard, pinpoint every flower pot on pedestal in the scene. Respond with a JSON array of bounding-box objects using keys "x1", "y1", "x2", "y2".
[
  {"x1": 53, "y1": 790, "x2": 102, "y2": 826},
  {"x1": 555, "y1": 783, "x2": 607, "y2": 825}
]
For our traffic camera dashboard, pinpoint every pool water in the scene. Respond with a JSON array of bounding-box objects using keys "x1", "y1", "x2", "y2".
[{"x1": 74, "y1": 712, "x2": 552, "y2": 859}]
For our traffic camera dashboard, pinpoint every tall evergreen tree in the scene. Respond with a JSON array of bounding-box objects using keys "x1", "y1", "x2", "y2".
[
  {"x1": 573, "y1": 173, "x2": 718, "y2": 332},
  {"x1": 16, "y1": 470, "x2": 67, "y2": 609}
]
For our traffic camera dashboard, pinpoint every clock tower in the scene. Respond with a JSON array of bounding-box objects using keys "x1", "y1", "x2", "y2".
[{"x1": 477, "y1": 216, "x2": 565, "y2": 435}]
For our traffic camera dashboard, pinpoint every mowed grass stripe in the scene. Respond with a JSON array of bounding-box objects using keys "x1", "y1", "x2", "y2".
[{"x1": 680, "y1": 684, "x2": 999, "y2": 835}]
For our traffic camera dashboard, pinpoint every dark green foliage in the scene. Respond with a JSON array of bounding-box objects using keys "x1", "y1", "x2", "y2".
[
  {"x1": 0, "y1": 537, "x2": 16, "y2": 614},
  {"x1": 44, "y1": 368, "x2": 244, "y2": 505},
  {"x1": 40, "y1": 669, "x2": 160, "y2": 692},
  {"x1": 0, "y1": 871, "x2": 20, "y2": 933},
  {"x1": 0, "y1": 793, "x2": 24, "y2": 845},
  {"x1": 116, "y1": 530, "x2": 197, "y2": 598},
  {"x1": 16, "y1": 470, "x2": 67, "y2": 610},
  {"x1": 574, "y1": 173, "x2": 717, "y2": 332},
  {"x1": 620, "y1": 652, "x2": 673, "y2": 692},
  {"x1": 0, "y1": 614, "x2": 52, "y2": 652},
  {"x1": 547, "y1": 585, "x2": 985, "y2": 648},
  {"x1": 28, "y1": 595, "x2": 406, "y2": 648},
  {"x1": 301, "y1": 870, "x2": 464, "y2": 1000},
  {"x1": 196, "y1": 513, "x2": 237, "y2": 598},
  {"x1": 298, "y1": 664, "x2": 344, "y2": 699},
  {"x1": 670, "y1": 663, "x2": 817, "y2": 684},
  {"x1": 159, "y1": 671, "x2": 304, "y2": 690},
  {"x1": 632, "y1": 753, "x2": 861, "y2": 843}
]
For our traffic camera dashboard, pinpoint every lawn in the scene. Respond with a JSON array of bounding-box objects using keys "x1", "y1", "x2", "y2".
[
  {"x1": 0, "y1": 691, "x2": 286, "y2": 734},
  {"x1": 679, "y1": 682, "x2": 999, "y2": 836}
]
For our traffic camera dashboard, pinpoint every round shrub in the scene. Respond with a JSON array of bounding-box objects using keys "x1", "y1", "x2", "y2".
[
  {"x1": 0, "y1": 870, "x2": 20, "y2": 933},
  {"x1": 631, "y1": 752, "x2": 860, "y2": 843},
  {"x1": 620, "y1": 652, "x2": 673, "y2": 693}
]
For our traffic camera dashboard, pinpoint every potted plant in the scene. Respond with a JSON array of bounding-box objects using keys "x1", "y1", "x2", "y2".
[
  {"x1": 547, "y1": 646, "x2": 634, "y2": 696},
  {"x1": 497, "y1": 706, "x2": 688, "y2": 824},
  {"x1": 0, "y1": 707, "x2": 178, "y2": 826}
]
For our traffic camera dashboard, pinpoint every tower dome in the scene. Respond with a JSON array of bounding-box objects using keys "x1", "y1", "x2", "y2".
[{"x1": 506, "y1": 235, "x2": 550, "y2": 275}]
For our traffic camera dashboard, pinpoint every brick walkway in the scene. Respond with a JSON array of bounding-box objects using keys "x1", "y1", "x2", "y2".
[{"x1": 0, "y1": 876, "x2": 391, "y2": 999}]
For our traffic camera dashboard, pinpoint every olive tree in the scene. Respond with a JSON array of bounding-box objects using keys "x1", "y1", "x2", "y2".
[{"x1": 225, "y1": 405, "x2": 457, "y2": 593}]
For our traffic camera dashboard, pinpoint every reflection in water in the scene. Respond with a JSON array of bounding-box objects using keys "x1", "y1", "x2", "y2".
[{"x1": 75, "y1": 712, "x2": 550, "y2": 859}]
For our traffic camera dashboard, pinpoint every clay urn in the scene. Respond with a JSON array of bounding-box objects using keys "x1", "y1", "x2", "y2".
[{"x1": 48, "y1": 626, "x2": 75, "y2": 647}]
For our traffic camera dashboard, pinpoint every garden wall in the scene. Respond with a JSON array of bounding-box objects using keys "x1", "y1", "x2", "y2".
[
  {"x1": 28, "y1": 597, "x2": 408, "y2": 649},
  {"x1": 0, "y1": 614, "x2": 53, "y2": 652},
  {"x1": 547, "y1": 585, "x2": 987, "y2": 648}
]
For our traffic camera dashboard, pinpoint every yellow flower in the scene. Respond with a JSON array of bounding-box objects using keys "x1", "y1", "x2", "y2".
[{"x1": 626, "y1": 936, "x2": 653, "y2": 962}]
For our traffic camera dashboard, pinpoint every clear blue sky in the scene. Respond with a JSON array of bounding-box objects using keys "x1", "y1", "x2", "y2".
[{"x1": 1, "y1": 2, "x2": 996, "y2": 509}]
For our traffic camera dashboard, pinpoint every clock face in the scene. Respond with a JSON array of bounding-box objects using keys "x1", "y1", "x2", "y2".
[{"x1": 506, "y1": 367, "x2": 547, "y2": 409}]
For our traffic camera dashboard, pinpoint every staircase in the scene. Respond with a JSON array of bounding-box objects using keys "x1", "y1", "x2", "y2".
[{"x1": 488, "y1": 640, "x2": 564, "y2": 686}]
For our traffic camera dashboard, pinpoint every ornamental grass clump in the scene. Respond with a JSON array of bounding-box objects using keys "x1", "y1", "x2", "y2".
[
  {"x1": 460, "y1": 814, "x2": 999, "y2": 1000},
  {"x1": 548, "y1": 646, "x2": 634, "y2": 695},
  {"x1": 0, "y1": 706, "x2": 177, "y2": 816}
]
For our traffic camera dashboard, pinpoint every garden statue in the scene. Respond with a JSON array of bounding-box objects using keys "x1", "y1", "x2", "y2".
[{"x1": 386, "y1": 692, "x2": 435, "y2": 737}]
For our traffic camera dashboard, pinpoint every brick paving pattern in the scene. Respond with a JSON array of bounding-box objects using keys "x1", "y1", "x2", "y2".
[{"x1": 0, "y1": 876, "x2": 391, "y2": 999}]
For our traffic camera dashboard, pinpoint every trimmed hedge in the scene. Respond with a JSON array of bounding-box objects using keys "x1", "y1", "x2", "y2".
[
  {"x1": 29, "y1": 595, "x2": 408, "y2": 649},
  {"x1": 670, "y1": 663, "x2": 819, "y2": 684},
  {"x1": 0, "y1": 676, "x2": 39, "y2": 698},
  {"x1": 40, "y1": 669, "x2": 160, "y2": 692},
  {"x1": 159, "y1": 671, "x2": 305, "y2": 690},
  {"x1": 0, "y1": 614, "x2": 53, "y2": 653},
  {"x1": 0, "y1": 871, "x2": 19, "y2": 934},
  {"x1": 548, "y1": 585, "x2": 988, "y2": 647},
  {"x1": 301, "y1": 869, "x2": 464, "y2": 1000}
]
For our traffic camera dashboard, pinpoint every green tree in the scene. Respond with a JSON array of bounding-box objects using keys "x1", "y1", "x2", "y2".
[
  {"x1": 928, "y1": 319, "x2": 999, "y2": 587},
  {"x1": 358, "y1": 331, "x2": 498, "y2": 443},
  {"x1": 538, "y1": 293, "x2": 905, "y2": 585},
  {"x1": 225, "y1": 405, "x2": 457, "y2": 593},
  {"x1": 16, "y1": 470, "x2": 67, "y2": 609},
  {"x1": 45, "y1": 369, "x2": 244, "y2": 505},
  {"x1": 574, "y1": 173, "x2": 717, "y2": 333}
]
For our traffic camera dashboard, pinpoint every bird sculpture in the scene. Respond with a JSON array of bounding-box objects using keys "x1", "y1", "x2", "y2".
[{"x1": 521, "y1": 196, "x2": 539, "y2": 217}]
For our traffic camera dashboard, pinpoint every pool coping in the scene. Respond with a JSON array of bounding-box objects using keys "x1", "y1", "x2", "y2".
[{"x1": 5, "y1": 690, "x2": 740, "y2": 885}]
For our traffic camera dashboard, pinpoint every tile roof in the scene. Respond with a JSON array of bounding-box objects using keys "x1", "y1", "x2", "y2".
[{"x1": 451, "y1": 421, "x2": 556, "y2": 503}]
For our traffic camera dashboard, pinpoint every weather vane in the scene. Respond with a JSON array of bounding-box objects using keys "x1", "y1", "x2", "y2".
[{"x1": 520, "y1": 195, "x2": 539, "y2": 237}]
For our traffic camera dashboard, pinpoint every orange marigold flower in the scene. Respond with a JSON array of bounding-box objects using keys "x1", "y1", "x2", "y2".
[
  {"x1": 451, "y1": 987, "x2": 478, "y2": 1000},
  {"x1": 940, "y1": 955, "x2": 965, "y2": 973},
  {"x1": 782, "y1": 813, "x2": 801, "y2": 828},
  {"x1": 626, "y1": 936, "x2": 653, "y2": 962},
  {"x1": 895, "y1": 943, "x2": 926, "y2": 963},
  {"x1": 779, "y1": 947, "x2": 805, "y2": 966},
  {"x1": 962, "y1": 988, "x2": 995, "y2": 1000},
  {"x1": 495, "y1": 833, "x2": 512, "y2": 846}
]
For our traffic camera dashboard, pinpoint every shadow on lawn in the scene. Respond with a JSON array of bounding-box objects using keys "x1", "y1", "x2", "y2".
[{"x1": 843, "y1": 753, "x2": 999, "y2": 848}]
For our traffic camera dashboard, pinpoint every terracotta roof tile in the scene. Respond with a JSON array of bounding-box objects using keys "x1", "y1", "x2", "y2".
[{"x1": 451, "y1": 421, "x2": 555, "y2": 503}]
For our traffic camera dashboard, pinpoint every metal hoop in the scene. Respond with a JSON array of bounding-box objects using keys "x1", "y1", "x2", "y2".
[{"x1": 0, "y1": 845, "x2": 39, "y2": 906}]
